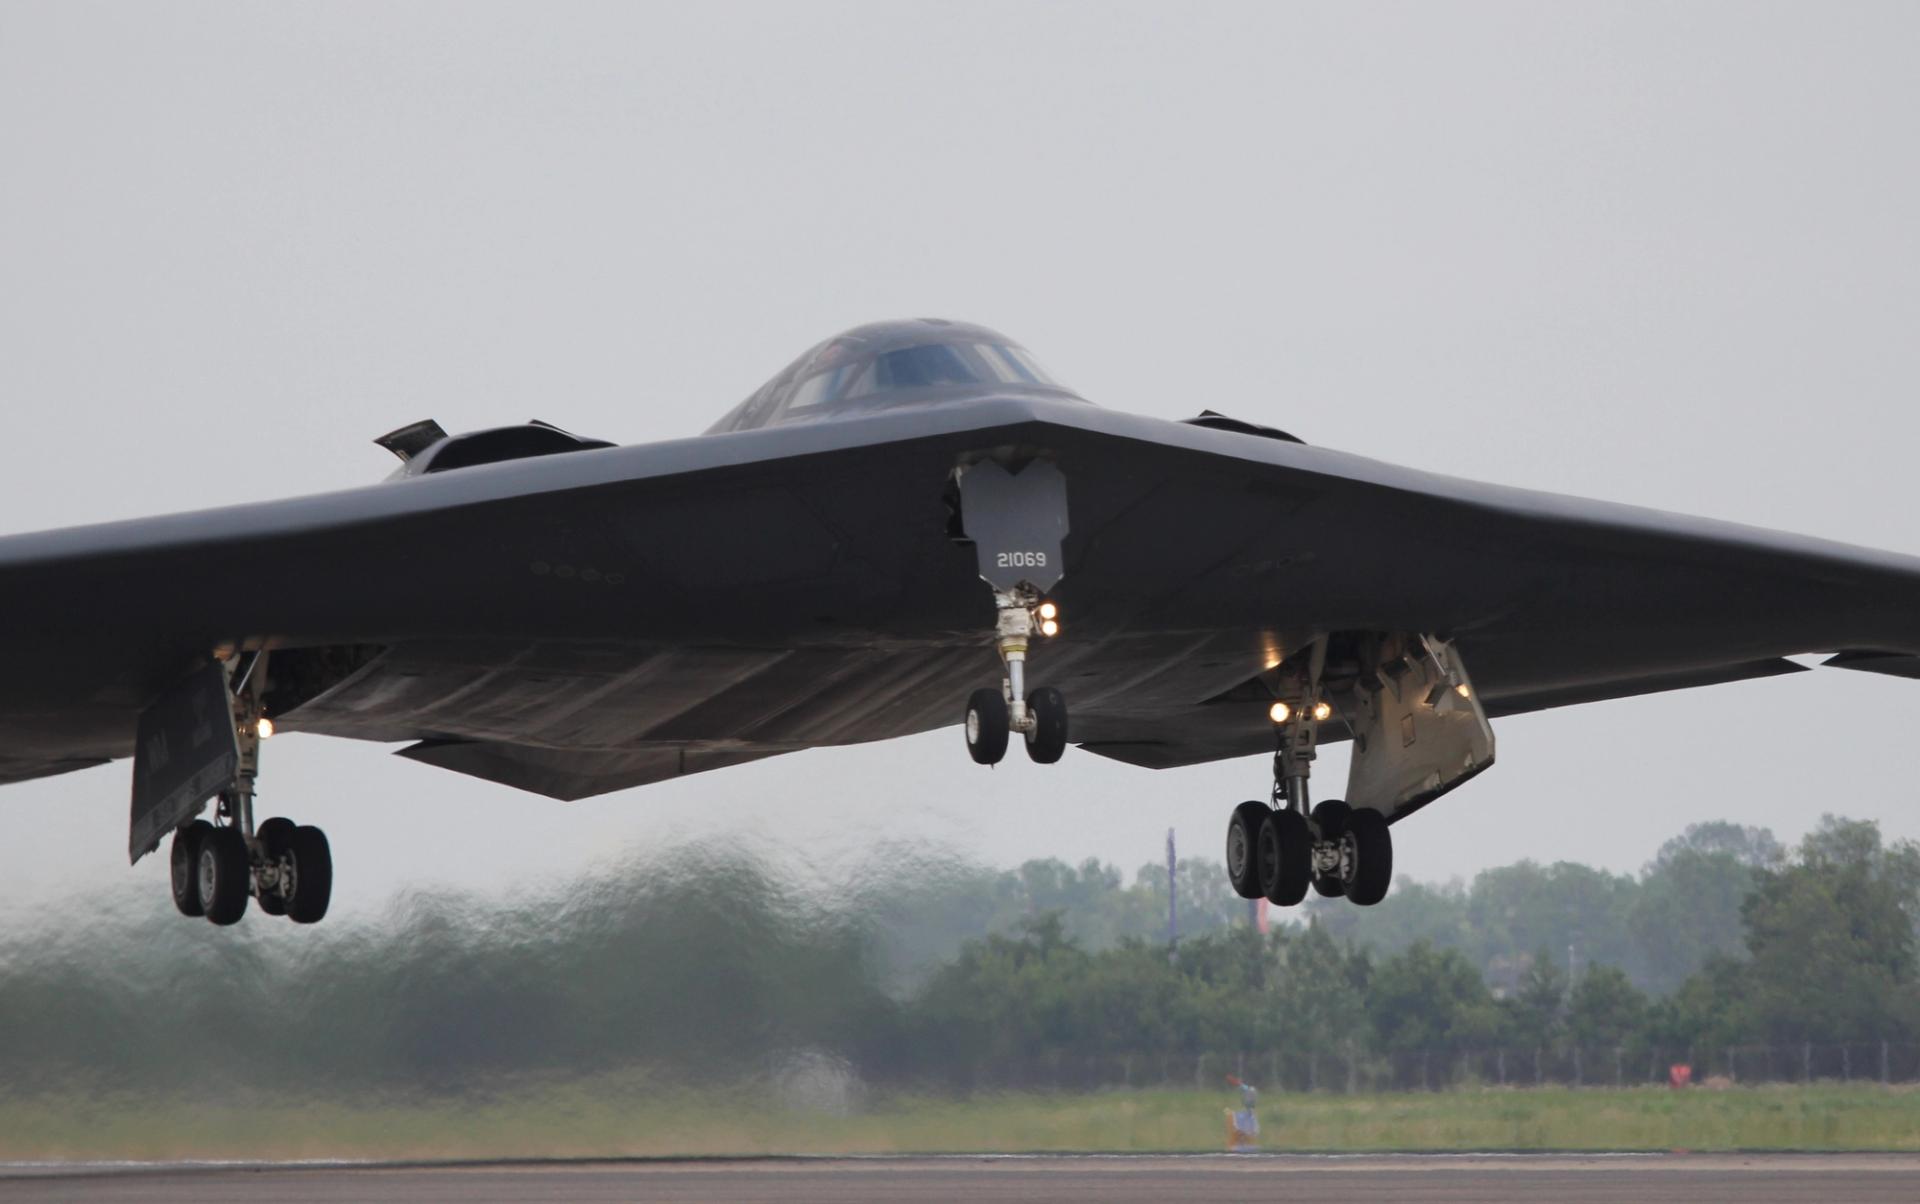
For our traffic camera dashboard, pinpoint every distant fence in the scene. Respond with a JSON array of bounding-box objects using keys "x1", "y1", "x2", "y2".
[{"x1": 896, "y1": 1043, "x2": 1920, "y2": 1093}]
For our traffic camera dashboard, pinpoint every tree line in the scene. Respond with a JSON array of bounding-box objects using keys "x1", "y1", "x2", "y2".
[
  {"x1": 0, "y1": 816, "x2": 1914, "y2": 1096},
  {"x1": 892, "y1": 816, "x2": 1920, "y2": 1087}
]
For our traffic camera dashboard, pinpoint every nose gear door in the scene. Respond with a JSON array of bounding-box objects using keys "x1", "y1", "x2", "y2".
[{"x1": 952, "y1": 458, "x2": 1069, "y2": 594}]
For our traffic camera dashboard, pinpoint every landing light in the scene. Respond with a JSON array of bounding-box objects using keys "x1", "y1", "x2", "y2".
[
  {"x1": 256, "y1": 716, "x2": 275, "y2": 739},
  {"x1": 1038, "y1": 601, "x2": 1058, "y2": 621},
  {"x1": 1040, "y1": 619, "x2": 1060, "y2": 637},
  {"x1": 1455, "y1": 683, "x2": 1472, "y2": 699},
  {"x1": 1269, "y1": 702, "x2": 1291, "y2": 724},
  {"x1": 1312, "y1": 701, "x2": 1333, "y2": 722}
]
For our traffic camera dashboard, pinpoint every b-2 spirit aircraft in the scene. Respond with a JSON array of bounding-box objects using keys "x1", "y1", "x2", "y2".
[{"x1": 3, "y1": 319, "x2": 1915, "y2": 925}]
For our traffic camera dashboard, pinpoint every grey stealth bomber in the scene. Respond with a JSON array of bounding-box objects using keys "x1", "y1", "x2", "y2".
[{"x1": 3, "y1": 319, "x2": 1916, "y2": 925}]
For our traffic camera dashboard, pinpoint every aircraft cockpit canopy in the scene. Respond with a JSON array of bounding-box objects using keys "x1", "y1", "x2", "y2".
[{"x1": 708, "y1": 319, "x2": 1083, "y2": 434}]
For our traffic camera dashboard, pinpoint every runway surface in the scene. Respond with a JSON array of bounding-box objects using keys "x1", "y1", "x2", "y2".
[{"x1": 5, "y1": 1153, "x2": 1920, "y2": 1203}]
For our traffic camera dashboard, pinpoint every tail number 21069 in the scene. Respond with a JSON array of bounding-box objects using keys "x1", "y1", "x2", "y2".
[{"x1": 997, "y1": 551, "x2": 1048, "y2": 568}]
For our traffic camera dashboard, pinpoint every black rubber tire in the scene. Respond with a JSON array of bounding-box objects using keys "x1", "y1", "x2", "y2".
[
  {"x1": 198, "y1": 825, "x2": 251, "y2": 926},
  {"x1": 255, "y1": 817, "x2": 297, "y2": 916},
  {"x1": 1258, "y1": 808, "x2": 1312, "y2": 907},
  {"x1": 1225, "y1": 801, "x2": 1270, "y2": 900},
  {"x1": 1023, "y1": 687, "x2": 1069, "y2": 764},
  {"x1": 1311, "y1": 799, "x2": 1352, "y2": 839},
  {"x1": 287, "y1": 825, "x2": 333, "y2": 925},
  {"x1": 1345, "y1": 808, "x2": 1394, "y2": 906},
  {"x1": 1310, "y1": 800, "x2": 1353, "y2": 898},
  {"x1": 169, "y1": 819, "x2": 212, "y2": 917},
  {"x1": 965, "y1": 687, "x2": 1010, "y2": 765}
]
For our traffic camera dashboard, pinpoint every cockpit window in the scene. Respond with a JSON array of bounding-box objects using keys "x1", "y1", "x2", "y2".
[
  {"x1": 975, "y1": 343, "x2": 1051, "y2": 386},
  {"x1": 786, "y1": 343, "x2": 1060, "y2": 413},
  {"x1": 788, "y1": 360, "x2": 868, "y2": 411},
  {"x1": 873, "y1": 343, "x2": 976, "y2": 390},
  {"x1": 706, "y1": 321, "x2": 1083, "y2": 435}
]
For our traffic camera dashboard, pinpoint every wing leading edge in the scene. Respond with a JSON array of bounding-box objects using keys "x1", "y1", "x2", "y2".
[{"x1": 2, "y1": 393, "x2": 1918, "y2": 805}]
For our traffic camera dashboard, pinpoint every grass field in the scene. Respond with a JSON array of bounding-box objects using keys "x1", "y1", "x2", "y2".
[{"x1": 4, "y1": 1081, "x2": 1918, "y2": 1162}]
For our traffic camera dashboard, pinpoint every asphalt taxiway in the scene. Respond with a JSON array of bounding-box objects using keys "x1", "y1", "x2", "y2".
[{"x1": 5, "y1": 1152, "x2": 1919, "y2": 1202}]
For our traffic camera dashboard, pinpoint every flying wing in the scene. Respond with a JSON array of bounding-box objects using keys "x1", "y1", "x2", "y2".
[
  {"x1": 4, "y1": 317, "x2": 1918, "y2": 921},
  {"x1": 4, "y1": 393, "x2": 1915, "y2": 785}
]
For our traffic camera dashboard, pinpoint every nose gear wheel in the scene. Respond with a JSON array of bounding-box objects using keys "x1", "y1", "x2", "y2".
[
  {"x1": 965, "y1": 688, "x2": 1010, "y2": 765},
  {"x1": 1023, "y1": 687, "x2": 1068, "y2": 763}
]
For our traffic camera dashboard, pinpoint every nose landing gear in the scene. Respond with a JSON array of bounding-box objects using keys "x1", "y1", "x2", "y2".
[
  {"x1": 950, "y1": 456, "x2": 1072, "y2": 769},
  {"x1": 963, "y1": 589, "x2": 1068, "y2": 765}
]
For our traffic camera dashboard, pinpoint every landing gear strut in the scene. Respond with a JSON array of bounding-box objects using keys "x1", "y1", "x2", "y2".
[
  {"x1": 1224, "y1": 637, "x2": 1394, "y2": 909},
  {"x1": 963, "y1": 588, "x2": 1067, "y2": 766},
  {"x1": 164, "y1": 651, "x2": 333, "y2": 926}
]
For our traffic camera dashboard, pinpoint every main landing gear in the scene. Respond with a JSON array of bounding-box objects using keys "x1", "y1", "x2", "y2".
[
  {"x1": 963, "y1": 589, "x2": 1068, "y2": 766},
  {"x1": 168, "y1": 809, "x2": 332, "y2": 926},
  {"x1": 1225, "y1": 641, "x2": 1393, "y2": 908},
  {"x1": 1225, "y1": 793, "x2": 1392, "y2": 908},
  {"x1": 165, "y1": 653, "x2": 334, "y2": 926}
]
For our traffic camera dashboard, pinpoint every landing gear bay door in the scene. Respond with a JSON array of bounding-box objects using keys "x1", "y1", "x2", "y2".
[
  {"x1": 128, "y1": 662, "x2": 237, "y2": 864},
  {"x1": 955, "y1": 459, "x2": 1068, "y2": 593},
  {"x1": 1345, "y1": 636, "x2": 1494, "y2": 820}
]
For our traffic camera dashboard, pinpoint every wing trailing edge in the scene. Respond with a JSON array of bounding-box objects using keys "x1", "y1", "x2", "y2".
[{"x1": 1822, "y1": 650, "x2": 1920, "y2": 680}]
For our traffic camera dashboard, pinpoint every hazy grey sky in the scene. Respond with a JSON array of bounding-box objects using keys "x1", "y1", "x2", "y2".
[{"x1": 3, "y1": 2, "x2": 1919, "y2": 925}]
